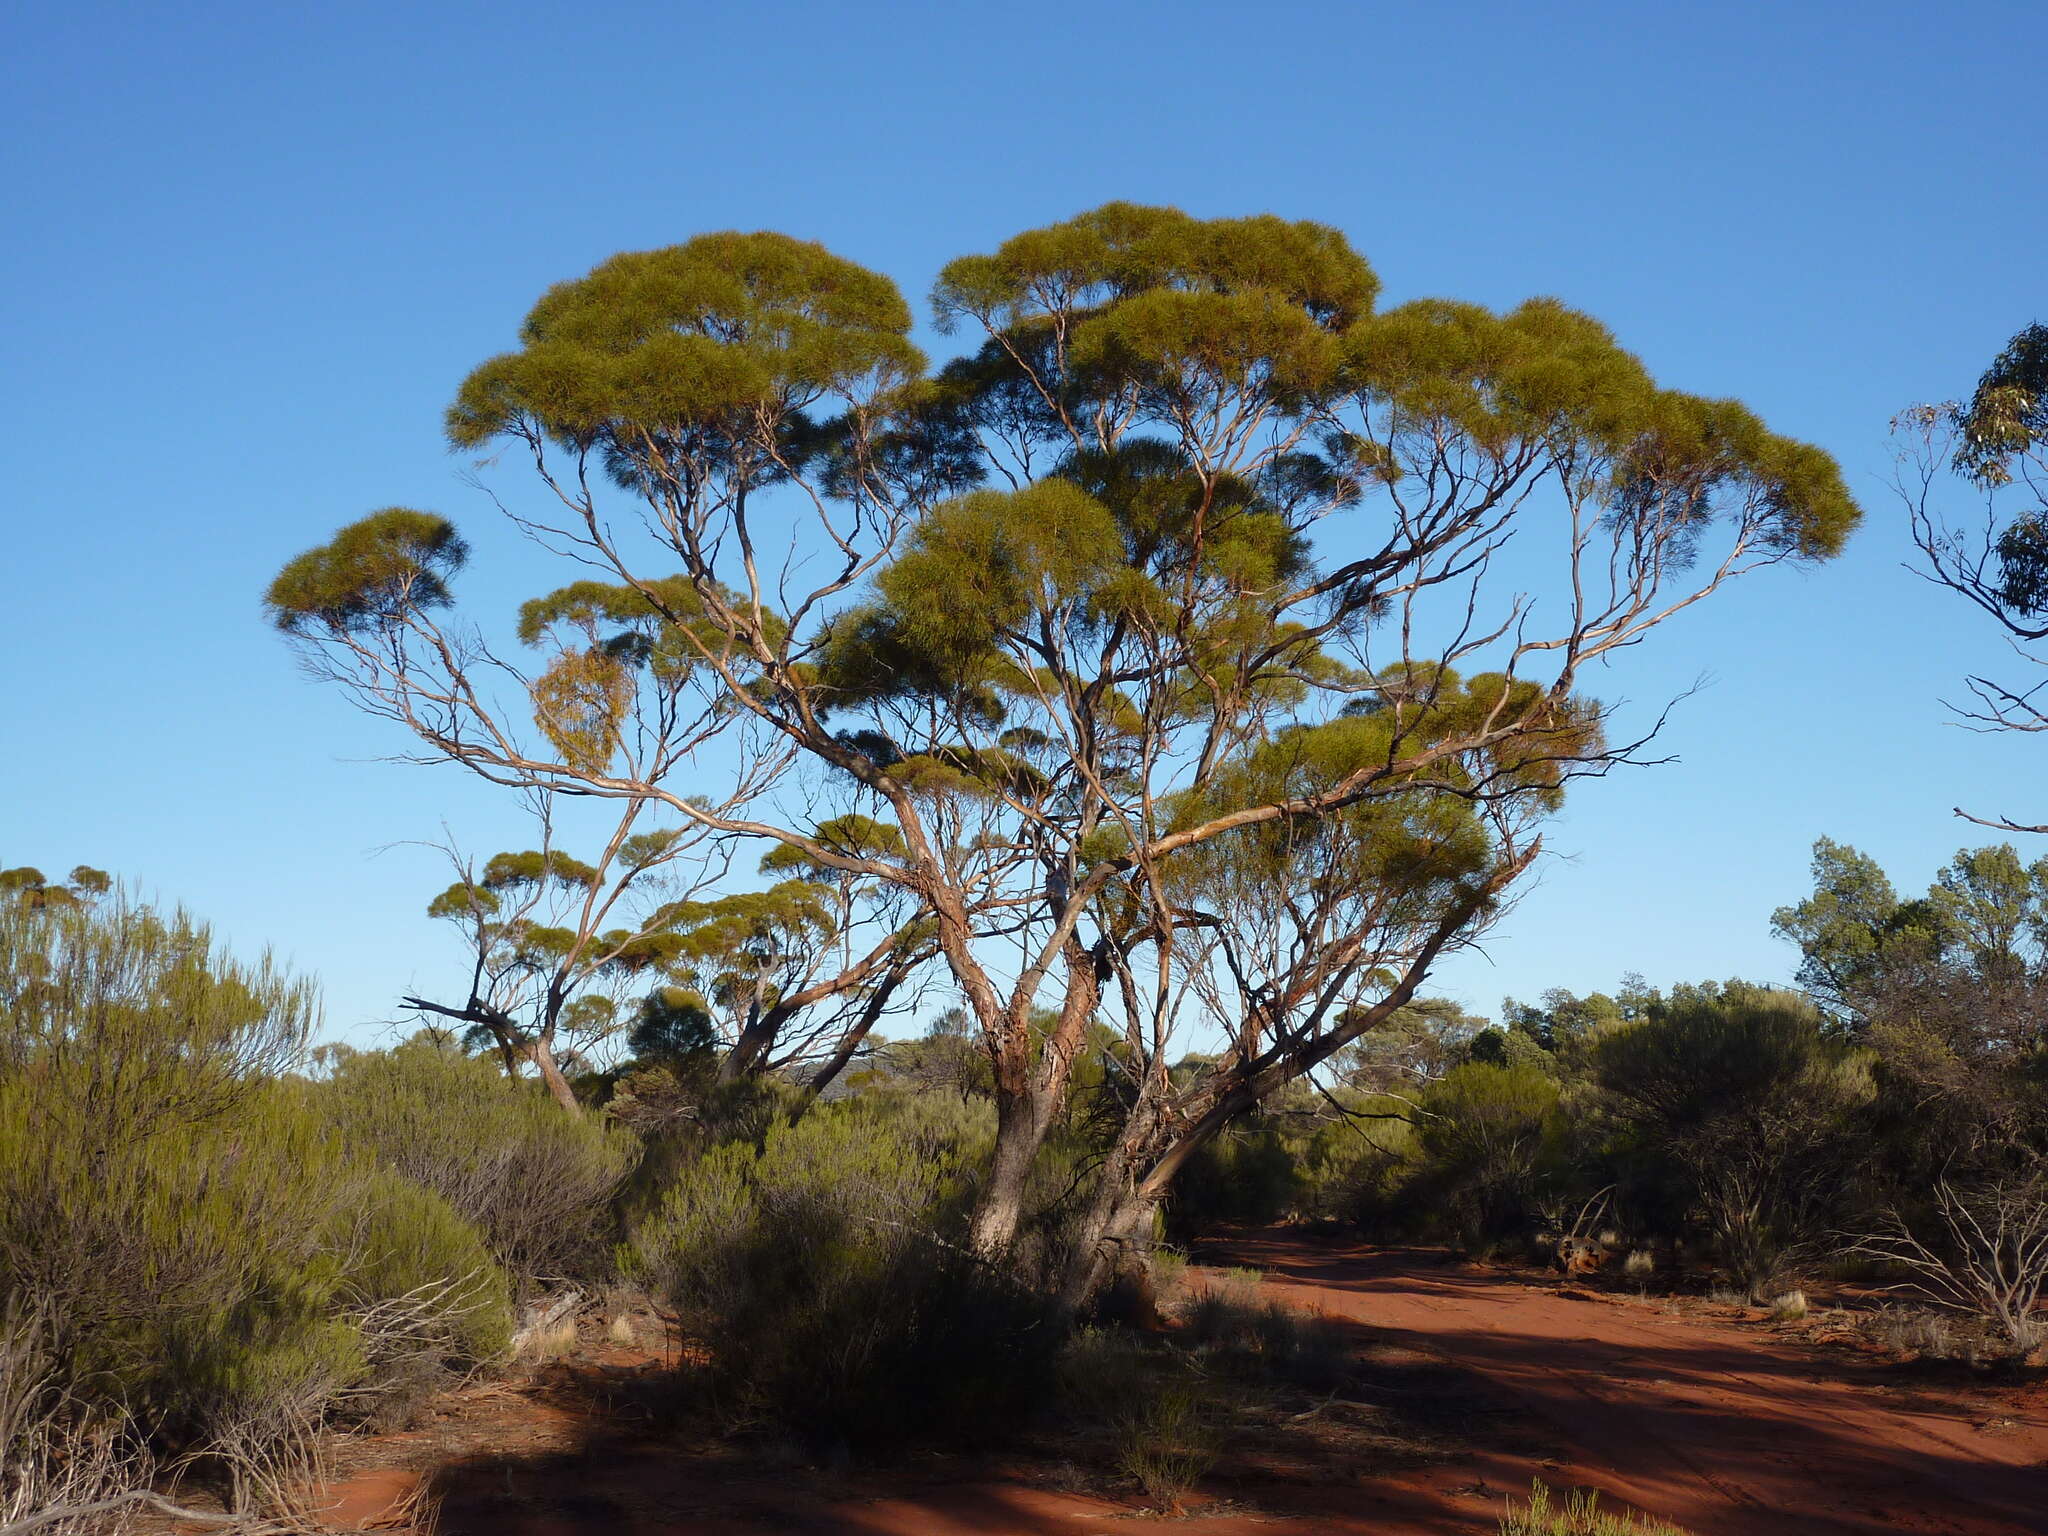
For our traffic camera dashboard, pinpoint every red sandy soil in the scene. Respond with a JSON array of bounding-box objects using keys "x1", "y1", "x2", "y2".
[
  {"x1": 1216, "y1": 1234, "x2": 2048, "y2": 1535},
  {"x1": 296, "y1": 1236, "x2": 2048, "y2": 1535}
]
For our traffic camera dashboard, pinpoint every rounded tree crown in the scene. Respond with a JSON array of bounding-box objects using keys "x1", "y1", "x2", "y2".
[
  {"x1": 446, "y1": 232, "x2": 923, "y2": 450},
  {"x1": 265, "y1": 508, "x2": 468, "y2": 635}
]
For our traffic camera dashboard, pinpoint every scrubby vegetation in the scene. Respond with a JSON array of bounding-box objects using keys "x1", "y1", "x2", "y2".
[
  {"x1": 0, "y1": 892, "x2": 516, "y2": 1519},
  {"x1": 1161, "y1": 837, "x2": 2048, "y2": 1356},
  {"x1": 625, "y1": 1090, "x2": 1055, "y2": 1452},
  {"x1": 8, "y1": 820, "x2": 2047, "y2": 1528}
]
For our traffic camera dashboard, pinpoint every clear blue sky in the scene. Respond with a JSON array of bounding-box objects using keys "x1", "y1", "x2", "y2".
[{"x1": 4, "y1": 0, "x2": 2043, "y2": 1041}]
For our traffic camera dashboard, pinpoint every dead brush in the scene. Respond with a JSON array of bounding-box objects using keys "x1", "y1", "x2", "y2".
[
  {"x1": 1844, "y1": 1177, "x2": 2048, "y2": 1355},
  {"x1": 0, "y1": 1304, "x2": 155, "y2": 1536},
  {"x1": 1867, "y1": 1304, "x2": 1958, "y2": 1360}
]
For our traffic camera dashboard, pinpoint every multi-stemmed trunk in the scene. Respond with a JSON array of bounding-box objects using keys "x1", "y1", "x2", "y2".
[{"x1": 963, "y1": 936, "x2": 1106, "y2": 1254}]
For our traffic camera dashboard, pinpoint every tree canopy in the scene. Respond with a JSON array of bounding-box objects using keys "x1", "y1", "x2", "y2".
[{"x1": 269, "y1": 203, "x2": 1858, "y2": 1280}]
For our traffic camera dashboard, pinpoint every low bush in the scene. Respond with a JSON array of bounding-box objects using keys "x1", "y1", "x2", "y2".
[
  {"x1": 1112, "y1": 1383, "x2": 1215, "y2": 1513},
  {"x1": 1411, "y1": 1062, "x2": 1568, "y2": 1252},
  {"x1": 313, "y1": 1035, "x2": 636, "y2": 1284},
  {"x1": 0, "y1": 899, "x2": 513, "y2": 1512},
  {"x1": 627, "y1": 1091, "x2": 1055, "y2": 1454},
  {"x1": 1176, "y1": 1270, "x2": 1353, "y2": 1390},
  {"x1": 1051, "y1": 1329, "x2": 1215, "y2": 1513}
]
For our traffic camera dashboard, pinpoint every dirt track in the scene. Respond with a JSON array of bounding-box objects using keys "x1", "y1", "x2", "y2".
[
  {"x1": 315, "y1": 1234, "x2": 2048, "y2": 1535},
  {"x1": 1213, "y1": 1234, "x2": 2048, "y2": 1535}
]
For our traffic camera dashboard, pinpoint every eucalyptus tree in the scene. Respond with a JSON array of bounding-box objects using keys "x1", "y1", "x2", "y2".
[
  {"x1": 404, "y1": 801, "x2": 713, "y2": 1112},
  {"x1": 648, "y1": 814, "x2": 932, "y2": 1092},
  {"x1": 0, "y1": 865, "x2": 110, "y2": 909},
  {"x1": 268, "y1": 204, "x2": 1856, "y2": 1257},
  {"x1": 1900, "y1": 322, "x2": 2048, "y2": 831},
  {"x1": 1774, "y1": 835, "x2": 2048, "y2": 1048},
  {"x1": 412, "y1": 807, "x2": 926, "y2": 1112}
]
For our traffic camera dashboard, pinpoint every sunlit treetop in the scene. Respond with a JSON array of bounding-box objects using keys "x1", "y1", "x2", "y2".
[
  {"x1": 1343, "y1": 296, "x2": 1856, "y2": 561},
  {"x1": 445, "y1": 232, "x2": 924, "y2": 454},
  {"x1": 921, "y1": 204, "x2": 1855, "y2": 564},
  {"x1": 932, "y1": 202, "x2": 1378, "y2": 334},
  {"x1": 265, "y1": 508, "x2": 469, "y2": 636},
  {"x1": 1955, "y1": 322, "x2": 2048, "y2": 489},
  {"x1": 758, "y1": 814, "x2": 907, "y2": 876},
  {"x1": 0, "y1": 864, "x2": 111, "y2": 910},
  {"x1": 810, "y1": 439, "x2": 1329, "y2": 729}
]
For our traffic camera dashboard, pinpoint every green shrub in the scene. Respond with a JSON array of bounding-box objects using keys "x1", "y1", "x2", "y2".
[
  {"x1": 1413, "y1": 1062, "x2": 1567, "y2": 1250},
  {"x1": 1594, "y1": 992, "x2": 1871, "y2": 1290},
  {"x1": 0, "y1": 899, "x2": 513, "y2": 1509},
  {"x1": 313, "y1": 1034, "x2": 636, "y2": 1283},
  {"x1": 334, "y1": 1169, "x2": 514, "y2": 1362},
  {"x1": 627, "y1": 1092, "x2": 1054, "y2": 1453}
]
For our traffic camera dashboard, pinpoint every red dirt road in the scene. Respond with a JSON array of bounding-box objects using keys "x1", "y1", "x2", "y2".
[
  {"x1": 313, "y1": 1235, "x2": 2048, "y2": 1535},
  {"x1": 1215, "y1": 1234, "x2": 2048, "y2": 1535}
]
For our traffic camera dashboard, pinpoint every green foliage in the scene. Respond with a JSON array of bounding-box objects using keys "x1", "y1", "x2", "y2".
[
  {"x1": 1112, "y1": 1383, "x2": 1216, "y2": 1513},
  {"x1": 312, "y1": 1036, "x2": 635, "y2": 1283},
  {"x1": 626, "y1": 1092, "x2": 1055, "y2": 1452},
  {"x1": 934, "y1": 201, "x2": 1377, "y2": 338},
  {"x1": 0, "y1": 863, "x2": 109, "y2": 910},
  {"x1": 1499, "y1": 980, "x2": 1654, "y2": 1056},
  {"x1": 1770, "y1": 838, "x2": 1922, "y2": 1021},
  {"x1": 0, "y1": 894, "x2": 315, "y2": 1138},
  {"x1": 446, "y1": 233, "x2": 922, "y2": 452},
  {"x1": 333, "y1": 1169, "x2": 513, "y2": 1362},
  {"x1": 1954, "y1": 321, "x2": 2048, "y2": 494},
  {"x1": 1594, "y1": 988, "x2": 1872, "y2": 1288},
  {"x1": 1413, "y1": 1062, "x2": 1567, "y2": 1249},
  {"x1": 1166, "y1": 1125, "x2": 1303, "y2": 1239},
  {"x1": 265, "y1": 507, "x2": 468, "y2": 635},
  {"x1": 1773, "y1": 836, "x2": 2048, "y2": 1022},
  {"x1": 0, "y1": 899, "x2": 506, "y2": 1498},
  {"x1": 1592, "y1": 987, "x2": 1847, "y2": 1130},
  {"x1": 625, "y1": 985, "x2": 717, "y2": 1068}
]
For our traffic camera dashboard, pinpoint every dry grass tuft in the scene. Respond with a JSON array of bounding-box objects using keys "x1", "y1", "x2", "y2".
[{"x1": 1501, "y1": 1478, "x2": 1694, "y2": 1534}]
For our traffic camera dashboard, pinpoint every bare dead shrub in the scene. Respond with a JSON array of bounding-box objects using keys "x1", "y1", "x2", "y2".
[
  {"x1": 1846, "y1": 1176, "x2": 2048, "y2": 1352},
  {"x1": 0, "y1": 1306, "x2": 150, "y2": 1536}
]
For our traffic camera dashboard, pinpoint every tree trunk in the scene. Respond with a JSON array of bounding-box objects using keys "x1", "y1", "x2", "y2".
[
  {"x1": 527, "y1": 1036, "x2": 582, "y2": 1116},
  {"x1": 1056, "y1": 1151, "x2": 1163, "y2": 1319},
  {"x1": 966, "y1": 937, "x2": 1107, "y2": 1252},
  {"x1": 968, "y1": 1083, "x2": 1051, "y2": 1253},
  {"x1": 718, "y1": 1002, "x2": 789, "y2": 1083},
  {"x1": 1055, "y1": 1084, "x2": 1253, "y2": 1313}
]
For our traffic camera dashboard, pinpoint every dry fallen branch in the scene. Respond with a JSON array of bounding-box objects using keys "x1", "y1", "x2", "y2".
[{"x1": 0, "y1": 1490, "x2": 293, "y2": 1536}]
